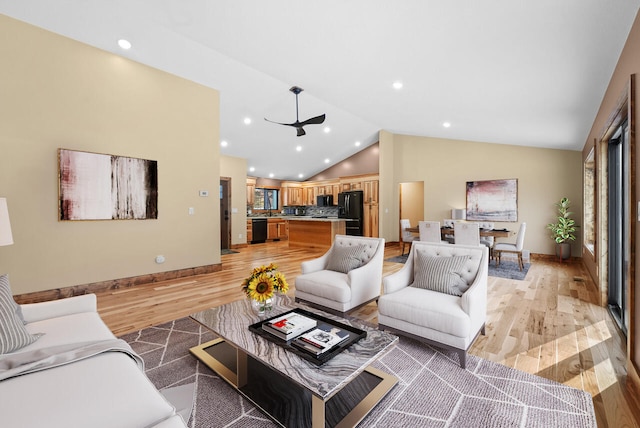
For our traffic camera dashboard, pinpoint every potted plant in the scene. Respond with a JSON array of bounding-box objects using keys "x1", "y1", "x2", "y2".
[{"x1": 547, "y1": 197, "x2": 578, "y2": 260}]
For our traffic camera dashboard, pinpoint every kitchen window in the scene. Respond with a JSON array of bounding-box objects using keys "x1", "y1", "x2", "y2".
[{"x1": 253, "y1": 188, "x2": 279, "y2": 211}]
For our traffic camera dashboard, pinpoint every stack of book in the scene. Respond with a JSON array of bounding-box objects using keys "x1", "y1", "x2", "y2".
[
  {"x1": 261, "y1": 312, "x2": 317, "y2": 340},
  {"x1": 292, "y1": 323, "x2": 350, "y2": 356}
]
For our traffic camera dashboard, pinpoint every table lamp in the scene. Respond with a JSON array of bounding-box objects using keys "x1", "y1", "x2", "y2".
[{"x1": 0, "y1": 198, "x2": 14, "y2": 247}]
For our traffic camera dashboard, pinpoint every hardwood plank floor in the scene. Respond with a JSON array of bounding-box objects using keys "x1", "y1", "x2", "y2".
[{"x1": 96, "y1": 241, "x2": 639, "y2": 427}]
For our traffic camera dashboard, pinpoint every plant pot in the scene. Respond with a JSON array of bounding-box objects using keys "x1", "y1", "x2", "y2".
[{"x1": 555, "y1": 243, "x2": 571, "y2": 260}]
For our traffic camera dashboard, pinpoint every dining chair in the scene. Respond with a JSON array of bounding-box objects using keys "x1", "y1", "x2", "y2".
[
  {"x1": 477, "y1": 221, "x2": 495, "y2": 258},
  {"x1": 454, "y1": 222, "x2": 480, "y2": 246},
  {"x1": 400, "y1": 219, "x2": 418, "y2": 255},
  {"x1": 418, "y1": 221, "x2": 446, "y2": 243},
  {"x1": 442, "y1": 219, "x2": 456, "y2": 244},
  {"x1": 494, "y1": 222, "x2": 527, "y2": 270}
]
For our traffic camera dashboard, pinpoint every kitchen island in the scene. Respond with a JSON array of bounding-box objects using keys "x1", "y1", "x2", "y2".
[{"x1": 287, "y1": 217, "x2": 346, "y2": 249}]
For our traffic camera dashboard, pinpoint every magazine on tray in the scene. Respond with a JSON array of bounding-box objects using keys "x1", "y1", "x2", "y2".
[
  {"x1": 292, "y1": 323, "x2": 350, "y2": 356},
  {"x1": 261, "y1": 312, "x2": 317, "y2": 340}
]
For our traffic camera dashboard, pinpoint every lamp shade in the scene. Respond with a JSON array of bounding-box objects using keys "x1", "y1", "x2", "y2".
[
  {"x1": 451, "y1": 208, "x2": 467, "y2": 220},
  {"x1": 0, "y1": 198, "x2": 14, "y2": 246}
]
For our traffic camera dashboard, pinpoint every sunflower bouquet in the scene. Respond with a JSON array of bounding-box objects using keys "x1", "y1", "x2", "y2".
[{"x1": 241, "y1": 263, "x2": 289, "y2": 303}]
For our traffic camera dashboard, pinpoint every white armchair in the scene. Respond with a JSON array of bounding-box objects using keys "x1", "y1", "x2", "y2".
[
  {"x1": 295, "y1": 235, "x2": 386, "y2": 316},
  {"x1": 378, "y1": 242, "x2": 488, "y2": 369}
]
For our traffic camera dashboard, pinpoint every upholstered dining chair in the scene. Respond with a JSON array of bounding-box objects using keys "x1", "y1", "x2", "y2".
[
  {"x1": 400, "y1": 219, "x2": 418, "y2": 255},
  {"x1": 295, "y1": 235, "x2": 386, "y2": 316},
  {"x1": 477, "y1": 221, "x2": 495, "y2": 258},
  {"x1": 454, "y1": 222, "x2": 480, "y2": 246},
  {"x1": 494, "y1": 222, "x2": 527, "y2": 270},
  {"x1": 418, "y1": 221, "x2": 447, "y2": 243}
]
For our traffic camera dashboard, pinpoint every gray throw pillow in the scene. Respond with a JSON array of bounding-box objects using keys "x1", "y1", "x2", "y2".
[
  {"x1": 0, "y1": 274, "x2": 41, "y2": 354},
  {"x1": 327, "y1": 244, "x2": 367, "y2": 274},
  {"x1": 412, "y1": 254, "x2": 470, "y2": 296}
]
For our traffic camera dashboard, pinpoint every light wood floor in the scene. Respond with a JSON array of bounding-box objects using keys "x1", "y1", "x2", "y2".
[{"x1": 96, "y1": 241, "x2": 639, "y2": 428}]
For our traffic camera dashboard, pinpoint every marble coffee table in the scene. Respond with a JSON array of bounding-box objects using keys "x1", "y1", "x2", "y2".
[{"x1": 190, "y1": 295, "x2": 398, "y2": 428}]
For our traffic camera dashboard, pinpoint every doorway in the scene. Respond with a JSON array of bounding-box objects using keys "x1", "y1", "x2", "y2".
[
  {"x1": 607, "y1": 120, "x2": 630, "y2": 335},
  {"x1": 220, "y1": 177, "x2": 231, "y2": 251},
  {"x1": 399, "y1": 181, "x2": 424, "y2": 235}
]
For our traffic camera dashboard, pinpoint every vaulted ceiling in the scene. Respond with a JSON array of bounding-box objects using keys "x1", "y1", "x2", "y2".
[{"x1": 1, "y1": 1, "x2": 638, "y2": 180}]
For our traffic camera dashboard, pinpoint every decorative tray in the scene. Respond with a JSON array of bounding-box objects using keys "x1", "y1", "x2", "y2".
[{"x1": 248, "y1": 308, "x2": 367, "y2": 366}]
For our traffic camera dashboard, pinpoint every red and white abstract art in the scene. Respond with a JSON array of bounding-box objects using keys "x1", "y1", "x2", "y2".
[{"x1": 466, "y1": 179, "x2": 517, "y2": 222}]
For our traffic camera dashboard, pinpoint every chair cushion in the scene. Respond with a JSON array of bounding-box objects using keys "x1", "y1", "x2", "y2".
[
  {"x1": 412, "y1": 254, "x2": 470, "y2": 296},
  {"x1": 326, "y1": 244, "x2": 366, "y2": 273},
  {"x1": 295, "y1": 270, "x2": 351, "y2": 303},
  {"x1": 0, "y1": 274, "x2": 42, "y2": 353}
]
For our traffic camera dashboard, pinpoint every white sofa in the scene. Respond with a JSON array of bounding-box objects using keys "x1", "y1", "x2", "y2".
[
  {"x1": 295, "y1": 235, "x2": 386, "y2": 316},
  {"x1": 0, "y1": 292, "x2": 187, "y2": 428},
  {"x1": 378, "y1": 242, "x2": 488, "y2": 369}
]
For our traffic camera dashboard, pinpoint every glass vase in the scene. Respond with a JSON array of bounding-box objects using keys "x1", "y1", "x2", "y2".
[{"x1": 251, "y1": 297, "x2": 273, "y2": 316}]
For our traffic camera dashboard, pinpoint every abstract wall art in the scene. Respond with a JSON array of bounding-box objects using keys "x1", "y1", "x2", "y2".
[
  {"x1": 58, "y1": 149, "x2": 158, "y2": 220},
  {"x1": 466, "y1": 179, "x2": 517, "y2": 221}
]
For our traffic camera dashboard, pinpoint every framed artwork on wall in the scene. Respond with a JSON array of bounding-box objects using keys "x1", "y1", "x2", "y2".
[
  {"x1": 58, "y1": 148, "x2": 158, "y2": 220},
  {"x1": 466, "y1": 179, "x2": 517, "y2": 222}
]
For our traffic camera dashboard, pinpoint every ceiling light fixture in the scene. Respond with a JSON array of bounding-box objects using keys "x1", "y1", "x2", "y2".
[
  {"x1": 392, "y1": 81, "x2": 403, "y2": 90},
  {"x1": 298, "y1": 173, "x2": 304, "y2": 178},
  {"x1": 323, "y1": 127, "x2": 331, "y2": 133},
  {"x1": 324, "y1": 158, "x2": 330, "y2": 164},
  {"x1": 443, "y1": 122, "x2": 451, "y2": 128},
  {"x1": 243, "y1": 117, "x2": 252, "y2": 125},
  {"x1": 296, "y1": 145, "x2": 302, "y2": 152},
  {"x1": 355, "y1": 141, "x2": 361, "y2": 147},
  {"x1": 220, "y1": 140, "x2": 228, "y2": 147},
  {"x1": 249, "y1": 166, "x2": 255, "y2": 172},
  {"x1": 117, "y1": 39, "x2": 132, "y2": 50},
  {"x1": 269, "y1": 173, "x2": 274, "y2": 178}
]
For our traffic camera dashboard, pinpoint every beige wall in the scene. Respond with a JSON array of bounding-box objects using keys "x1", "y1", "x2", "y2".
[
  {"x1": 0, "y1": 16, "x2": 221, "y2": 294},
  {"x1": 308, "y1": 143, "x2": 380, "y2": 181},
  {"x1": 379, "y1": 132, "x2": 583, "y2": 257},
  {"x1": 220, "y1": 155, "x2": 248, "y2": 245}
]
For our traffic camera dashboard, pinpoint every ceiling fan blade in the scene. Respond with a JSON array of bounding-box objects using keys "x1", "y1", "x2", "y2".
[
  {"x1": 296, "y1": 127, "x2": 306, "y2": 137},
  {"x1": 299, "y1": 114, "x2": 326, "y2": 126},
  {"x1": 264, "y1": 117, "x2": 297, "y2": 127}
]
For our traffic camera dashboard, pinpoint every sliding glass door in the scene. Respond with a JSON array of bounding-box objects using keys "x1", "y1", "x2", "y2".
[{"x1": 607, "y1": 120, "x2": 630, "y2": 335}]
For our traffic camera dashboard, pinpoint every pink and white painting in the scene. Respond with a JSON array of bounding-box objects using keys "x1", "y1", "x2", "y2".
[
  {"x1": 59, "y1": 149, "x2": 158, "y2": 220},
  {"x1": 466, "y1": 179, "x2": 517, "y2": 221}
]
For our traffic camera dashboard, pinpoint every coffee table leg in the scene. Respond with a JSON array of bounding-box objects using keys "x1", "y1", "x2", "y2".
[{"x1": 312, "y1": 395, "x2": 325, "y2": 428}]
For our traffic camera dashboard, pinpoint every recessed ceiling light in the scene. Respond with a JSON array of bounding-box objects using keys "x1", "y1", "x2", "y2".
[
  {"x1": 249, "y1": 166, "x2": 255, "y2": 172},
  {"x1": 355, "y1": 141, "x2": 361, "y2": 147},
  {"x1": 220, "y1": 140, "x2": 228, "y2": 147},
  {"x1": 268, "y1": 173, "x2": 274, "y2": 178},
  {"x1": 298, "y1": 173, "x2": 304, "y2": 178},
  {"x1": 117, "y1": 39, "x2": 132, "y2": 50},
  {"x1": 443, "y1": 122, "x2": 451, "y2": 128},
  {"x1": 392, "y1": 81, "x2": 403, "y2": 90},
  {"x1": 296, "y1": 145, "x2": 302, "y2": 152},
  {"x1": 323, "y1": 127, "x2": 331, "y2": 133},
  {"x1": 243, "y1": 117, "x2": 252, "y2": 125},
  {"x1": 324, "y1": 158, "x2": 330, "y2": 164}
]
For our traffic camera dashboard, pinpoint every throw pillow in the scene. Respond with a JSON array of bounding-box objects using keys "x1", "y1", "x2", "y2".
[
  {"x1": 0, "y1": 274, "x2": 41, "y2": 354},
  {"x1": 412, "y1": 254, "x2": 470, "y2": 296},
  {"x1": 327, "y1": 244, "x2": 367, "y2": 274}
]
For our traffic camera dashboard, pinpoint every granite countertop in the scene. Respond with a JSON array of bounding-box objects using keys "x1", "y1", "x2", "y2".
[{"x1": 248, "y1": 216, "x2": 346, "y2": 221}]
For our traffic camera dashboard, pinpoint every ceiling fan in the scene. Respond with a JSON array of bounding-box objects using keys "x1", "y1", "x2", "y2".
[{"x1": 264, "y1": 86, "x2": 326, "y2": 136}]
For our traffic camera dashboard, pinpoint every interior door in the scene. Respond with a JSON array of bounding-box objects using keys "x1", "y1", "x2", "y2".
[{"x1": 220, "y1": 177, "x2": 231, "y2": 250}]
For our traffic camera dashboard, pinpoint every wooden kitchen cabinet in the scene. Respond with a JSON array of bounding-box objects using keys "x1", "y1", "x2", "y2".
[
  {"x1": 267, "y1": 218, "x2": 288, "y2": 241},
  {"x1": 246, "y1": 177, "x2": 256, "y2": 206},
  {"x1": 246, "y1": 220, "x2": 253, "y2": 243}
]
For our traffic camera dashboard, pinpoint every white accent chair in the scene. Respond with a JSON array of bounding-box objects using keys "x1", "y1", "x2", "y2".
[
  {"x1": 418, "y1": 221, "x2": 447, "y2": 243},
  {"x1": 454, "y1": 222, "x2": 480, "y2": 246},
  {"x1": 378, "y1": 242, "x2": 489, "y2": 369},
  {"x1": 400, "y1": 219, "x2": 418, "y2": 255},
  {"x1": 295, "y1": 235, "x2": 386, "y2": 316},
  {"x1": 494, "y1": 222, "x2": 527, "y2": 270}
]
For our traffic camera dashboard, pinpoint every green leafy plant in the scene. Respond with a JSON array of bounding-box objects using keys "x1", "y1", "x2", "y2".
[{"x1": 547, "y1": 197, "x2": 578, "y2": 244}]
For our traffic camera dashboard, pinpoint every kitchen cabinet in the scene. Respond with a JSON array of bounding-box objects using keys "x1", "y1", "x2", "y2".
[
  {"x1": 363, "y1": 178, "x2": 379, "y2": 204},
  {"x1": 246, "y1": 220, "x2": 253, "y2": 243},
  {"x1": 267, "y1": 218, "x2": 288, "y2": 241},
  {"x1": 364, "y1": 203, "x2": 379, "y2": 238},
  {"x1": 246, "y1": 177, "x2": 256, "y2": 206}
]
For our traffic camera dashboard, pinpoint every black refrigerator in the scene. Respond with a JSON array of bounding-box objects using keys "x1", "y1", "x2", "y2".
[{"x1": 338, "y1": 190, "x2": 364, "y2": 236}]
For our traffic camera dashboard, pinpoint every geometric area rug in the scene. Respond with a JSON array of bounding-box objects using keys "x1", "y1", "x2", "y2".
[{"x1": 120, "y1": 317, "x2": 596, "y2": 428}]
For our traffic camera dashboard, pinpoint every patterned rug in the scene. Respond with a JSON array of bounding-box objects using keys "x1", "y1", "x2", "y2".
[
  {"x1": 120, "y1": 317, "x2": 596, "y2": 428},
  {"x1": 385, "y1": 255, "x2": 530, "y2": 280}
]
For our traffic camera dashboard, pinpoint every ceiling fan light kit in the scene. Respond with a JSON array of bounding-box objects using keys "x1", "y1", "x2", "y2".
[{"x1": 264, "y1": 86, "x2": 326, "y2": 137}]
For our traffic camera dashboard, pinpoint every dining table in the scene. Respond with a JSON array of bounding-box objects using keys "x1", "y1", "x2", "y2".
[{"x1": 405, "y1": 226, "x2": 513, "y2": 240}]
